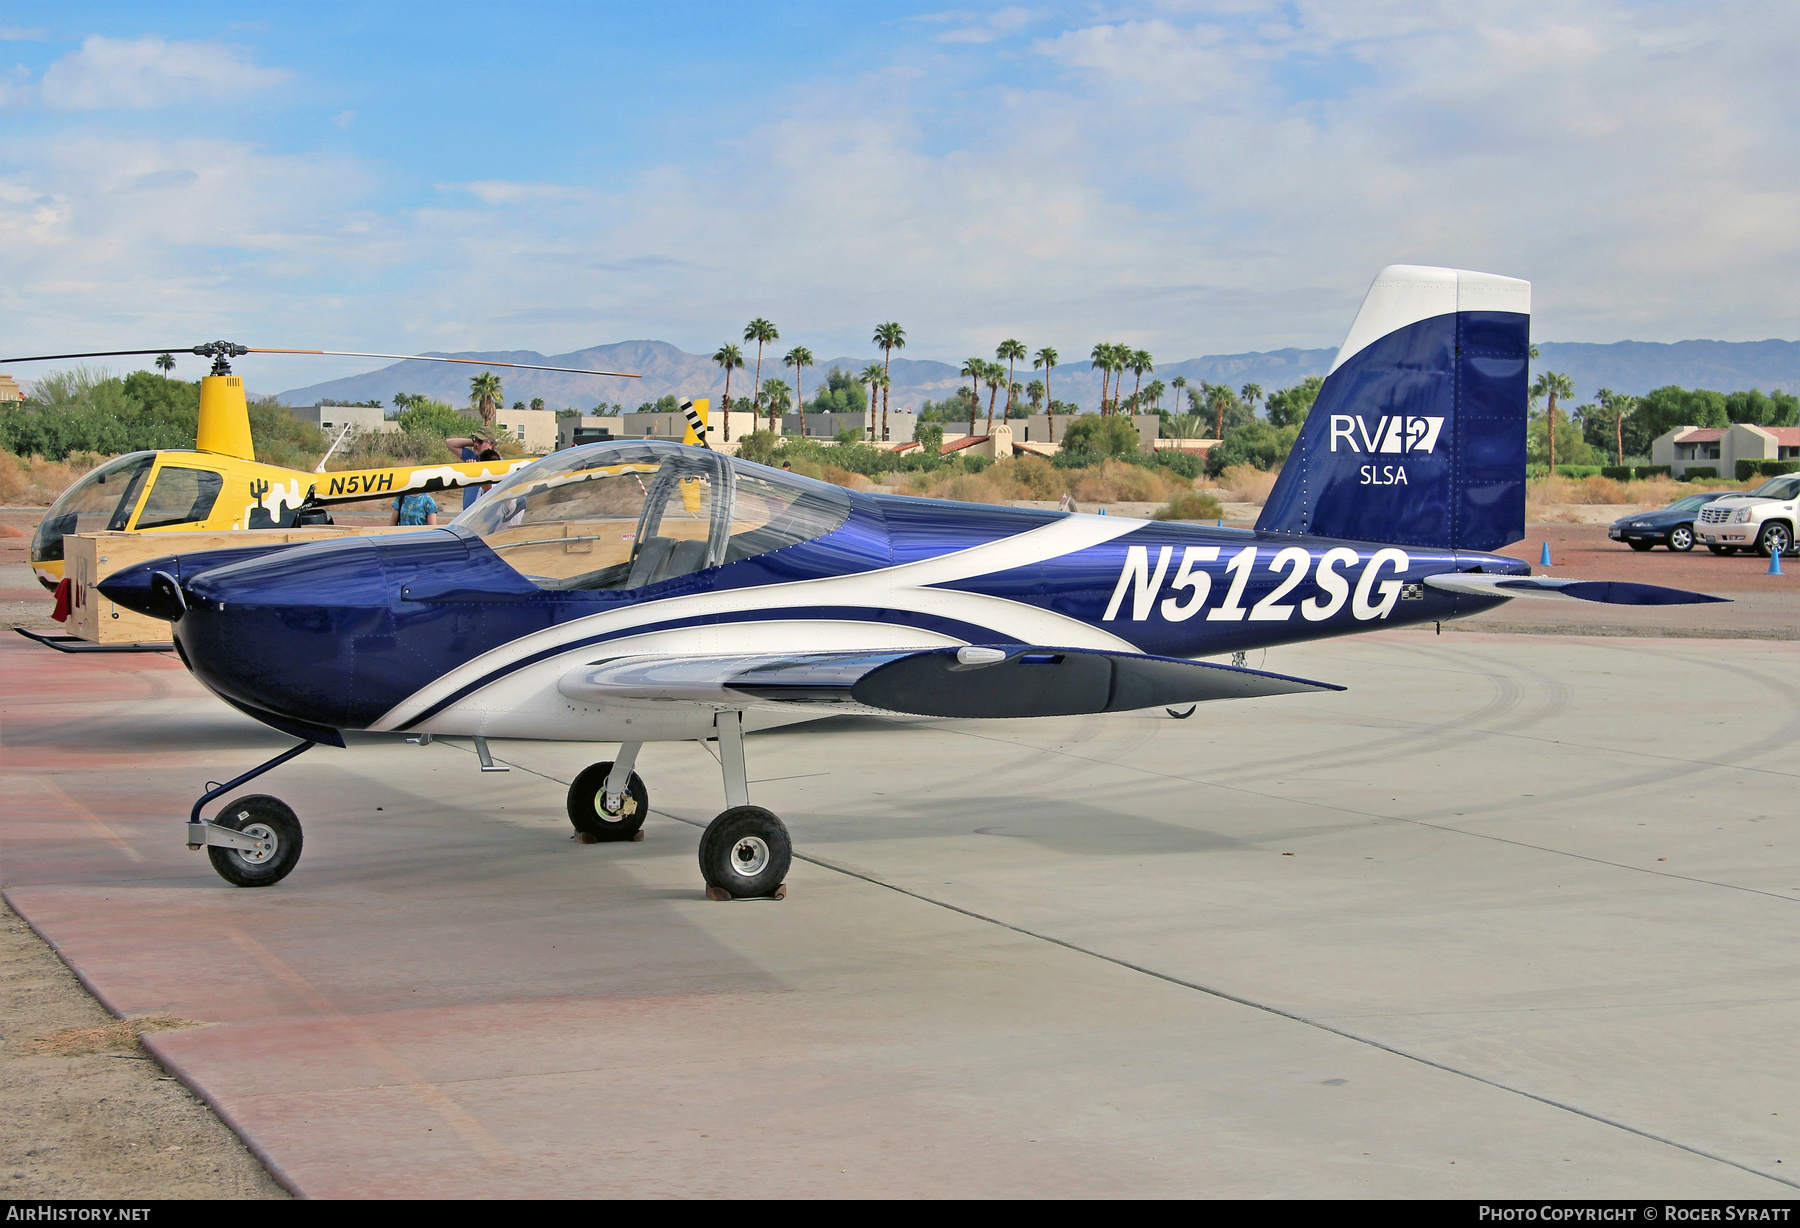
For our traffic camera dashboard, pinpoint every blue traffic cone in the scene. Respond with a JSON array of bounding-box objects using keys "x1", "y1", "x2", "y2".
[
  {"x1": 1771, "y1": 550, "x2": 1784, "y2": 576},
  {"x1": 1540, "y1": 541, "x2": 1552, "y2": 567}
]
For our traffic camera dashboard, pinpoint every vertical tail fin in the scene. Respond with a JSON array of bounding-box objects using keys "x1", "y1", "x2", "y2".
[{"x1": 1256, "y1": 266, "x2": 1530, "y2": 551}]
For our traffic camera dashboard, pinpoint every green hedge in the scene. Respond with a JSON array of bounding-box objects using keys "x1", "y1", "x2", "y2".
[
  {"x1": 1527, "y1": 464, "x2": 1608, "y2": 479},
  {"x1": 1682, "y1": 466, "x2": 1718, "y2": 480},
  {"x1": 1737, "y1": 459, "x2": 1800, "y2": 480},
  {"x1": 1634, "y1": 465, "x2": 1672, "y2": 479}
]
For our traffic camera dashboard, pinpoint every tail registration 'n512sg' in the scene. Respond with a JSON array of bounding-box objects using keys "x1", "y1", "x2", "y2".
[{"x1": 97, "y1": 266, "x2": 1728, "y2": 900}]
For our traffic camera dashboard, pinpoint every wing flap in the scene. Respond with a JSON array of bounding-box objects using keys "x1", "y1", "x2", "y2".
[{"x1": 557, "y1": 648, "x2": 1341, "y2": 719}]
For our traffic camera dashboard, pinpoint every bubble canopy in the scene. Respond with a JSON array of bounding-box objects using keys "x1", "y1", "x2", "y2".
[{"x1": 453, "y1": 440, "x2": 852, "y2": 591}]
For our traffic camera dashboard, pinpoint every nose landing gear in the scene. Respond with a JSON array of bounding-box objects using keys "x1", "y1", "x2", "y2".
[
  {"x1": 567, "y1": 745, "x2": 648, "y2": 843},
  {"x1": 186, "y1": 739, "x2": 315, "y2": 887}
]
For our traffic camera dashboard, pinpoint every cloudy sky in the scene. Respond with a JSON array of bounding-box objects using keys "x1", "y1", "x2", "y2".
[{"x1": 2, "y1": 1, "x2": 1796, "y2": 389}]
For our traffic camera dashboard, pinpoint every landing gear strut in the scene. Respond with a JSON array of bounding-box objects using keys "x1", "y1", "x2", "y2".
[
  {"x1": 187, "y1": 739, "x2": 314, "y2": 887},
  {"x1": 699, "y1": 711, "x2": 790, "y2": 900}
]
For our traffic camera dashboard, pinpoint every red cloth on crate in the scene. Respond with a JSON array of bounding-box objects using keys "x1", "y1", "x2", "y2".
[{"x1": 51, "y1": 577, "x2": 72, "y2": 622}]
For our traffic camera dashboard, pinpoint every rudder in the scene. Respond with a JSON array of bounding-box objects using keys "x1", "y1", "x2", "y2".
[{"x1": 1257, "y1": 265, "x2": 1530, "y2": 551}]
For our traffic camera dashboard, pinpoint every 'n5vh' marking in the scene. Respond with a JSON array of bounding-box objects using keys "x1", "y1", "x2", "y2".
[
  {"x1": 1106, "y1": 544, "x2": 1413, "y2": 624},
  {"x1": 327, "y1": 472, "x2": 397, "y2": 497}
]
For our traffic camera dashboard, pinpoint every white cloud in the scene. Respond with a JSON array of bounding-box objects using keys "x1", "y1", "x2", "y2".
[
  {"x1": 0, "y1": 1, "x2": 1795, "y2": 384},
  {"x1": 38, "y1": 35, "x2": 290, "y2": 111}
]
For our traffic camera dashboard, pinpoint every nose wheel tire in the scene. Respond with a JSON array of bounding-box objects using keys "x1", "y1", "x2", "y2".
[
  {"x1": 207, "y1": 795, "x2": 303, "y2": 887},
  {"x1": 568, "y1": 762, "x2": 648, "y2": 841},
  {"x1": 1668, "y1": 525, "x2": 1695, "y2": 552},
  {"x1": 1757, "y1": 523, "x2": 1793, "y2": 558},
  {"x1": 699, "y1": 806, "x2": 791, "y2": 899}
]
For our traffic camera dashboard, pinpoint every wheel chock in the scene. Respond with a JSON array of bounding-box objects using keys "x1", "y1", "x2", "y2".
[
  {"x1": 632, "y1": 829, "x2": 645, "y2": 842},
  {"x1": 705, "y1": 883, "x2": 787, "y2": 902},
  {"x1": 574, "y1": 831, "x2": 600, "y2": 844}
]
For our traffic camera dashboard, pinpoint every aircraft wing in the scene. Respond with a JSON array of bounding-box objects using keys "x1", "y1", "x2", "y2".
[
  {"x1": 557, "y1": 647, "x2": 1342, "y2": 719},
  {"x1": 1423, "y1": 574, "x2": 1729, "y2": 605}
]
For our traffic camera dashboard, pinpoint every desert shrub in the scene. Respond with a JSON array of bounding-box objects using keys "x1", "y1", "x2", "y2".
[
  {"x1": 1204, "y1": 421, "x2": 1299, "y2": 476},
  {"x1": 1072, "y1": 459, "x2": 1172, "y2": 504},
  {"x1": 991, "y1": 454, "x2": 1065, "y2": 499},
  {"x1": 0, "y1": 450, "x2": 105, "y2": 506},
  {"x1": 1059, "y1": 415, "x2": 1142, "y2": 458},
  {"x1": 1155, "y1": 450, "x2": 1204, "y2": 481},
  {"x1": 735, "y1": 431, "x2": 781, "y2": 466},
  {"x1": 1215, "y1": 464, "x2": 1280, "y2": 504},
  {"x1": 1154, "y1": 490, "x2": 1225, "y2": 522}
]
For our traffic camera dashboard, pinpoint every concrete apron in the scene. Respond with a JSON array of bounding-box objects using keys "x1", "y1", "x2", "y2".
[{"x1": 0, "y1": 632, "x2": 1795, "y2": 1198}]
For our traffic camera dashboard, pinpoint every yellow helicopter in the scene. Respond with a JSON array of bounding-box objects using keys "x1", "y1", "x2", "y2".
[{"x1": 1, "y1": 341, "x2": 682, "y2": 589}]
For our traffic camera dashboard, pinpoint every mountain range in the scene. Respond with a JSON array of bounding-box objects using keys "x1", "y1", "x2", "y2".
[{"x1": 276, "y1": 338, "x2": 1800, "y2": 414}]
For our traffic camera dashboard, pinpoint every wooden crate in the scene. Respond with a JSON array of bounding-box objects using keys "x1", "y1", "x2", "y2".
[{"x1": 66, "y1": 527, "x2": 418, "y2": 644}]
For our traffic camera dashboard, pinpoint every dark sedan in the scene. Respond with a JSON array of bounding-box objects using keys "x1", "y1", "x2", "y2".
[{"x1": 1608, "y1": 492, "x2": 1734, "y2": 552}]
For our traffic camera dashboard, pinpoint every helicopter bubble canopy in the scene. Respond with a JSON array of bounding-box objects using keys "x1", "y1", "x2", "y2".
[
  {"x1": 455, "y1": 440, "x2": 850, "y2": 592},
  {"x1": 30, "y1": 451, "x2": 157, "y2": 565}
]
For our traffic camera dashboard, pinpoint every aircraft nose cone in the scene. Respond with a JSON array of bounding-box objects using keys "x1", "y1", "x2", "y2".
[
  {"x1": 178, "y1": 537, "x2": 396, "y2": 731},
  {"x1": 98, "y1": 558, "x2": 184, "y2": 621}
]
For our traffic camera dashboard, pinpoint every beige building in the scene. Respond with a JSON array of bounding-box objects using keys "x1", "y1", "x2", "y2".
[
  {"x1": 1652, "y1": 423, "x2": 1800, "y2": 478},
  {"x1": 0, "y1": 373, "x2": 22, "y2": 402},
  {"x1": 465, "y1": 407, "x2": 558, "y2": 454},
  {"x1": 289, "y1": 404, "x2": 396, "y2": 434}
]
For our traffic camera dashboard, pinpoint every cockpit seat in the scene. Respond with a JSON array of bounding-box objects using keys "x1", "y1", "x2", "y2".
[{"x1": 625, "y1": 536, "x2": 710, "y2": 588}]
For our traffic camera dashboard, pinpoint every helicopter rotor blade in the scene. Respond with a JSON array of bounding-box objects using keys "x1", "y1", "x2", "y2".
[
  {"x1": 3, "y1": 346, "x2": 641, "y2": 380},
  {"x1": 0, "y1": 349, "x2": 195, "y2": 363},
  {"x1": 247, "y1": 349, "x2": 642, "y2": 379}
]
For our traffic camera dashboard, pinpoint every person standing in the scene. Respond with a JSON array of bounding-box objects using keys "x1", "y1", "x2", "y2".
[
  {"x1": 446, "y1": 430, "x2": 495, "y2": 510},
  {"x1": 390, "y1": 491, "x2": 438, "y2": 526}
]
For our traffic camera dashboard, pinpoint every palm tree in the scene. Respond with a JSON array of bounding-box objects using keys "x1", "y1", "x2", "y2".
[
  {"x1": 1025, "y1": 379, "x2": 1045, "y2": 412},
  {"x1": 469, "y1": 372, "x2": 504, "y2": 430},
  {"x1": 1033, "y1": 346, "x2": 1059, "y2": 441},
  {"x1": 996, "y1": 338, "x2": 1026, "y2": 419},
  {"x1": 154, "y1": 353, "x2": 175, "y2": 374},
  {"x1": 1204, "y1": 382, "x2": 1233, "y2": 441},
  {"x1": 873, "y1": 322, "x2": 905, "y2": 441},
  {"x1": 1532, "y1": 371, "x2": 1575, "y2": 471},
  {"x1": 983, "y1": 361, "x2": 1007, "y2": 433},
  {"x1": 1240, "y1": 383, "x2": 1263, "y2": 417},
  {"x1": 782, "y1": 346, "x2": 814, "y2": 418},
  {"x1": 1596, "y1": 387, "x2": 1635, "y2": 466},
  {"x1": 1127, "y1": 350, "x2": 1153, "y2": 415},
  {"x1": 744, "y1": 318, "x2": 778, "y2": 418},
  {"x1": 859, "y1": 362, "x2": 887, "y2": 440},
  {"x1": 1171, "y1": 374, "x2": 1187, "y2": 415},
  {"x1": 961, "y1": 356, "x2": 984, "y2": 435},
  {"x1": 713, "y1": 343, "x2": 745, "y2": 441},
  {"x1": 1090, "y1": 343, "x2": 1112, "y2": 416},
  {"x1": 761, "y1": 378, "x2": 791, "y2": 434},
  {"x1": 1143, "y1": 379, "x2": 1165, "y2": 411}
]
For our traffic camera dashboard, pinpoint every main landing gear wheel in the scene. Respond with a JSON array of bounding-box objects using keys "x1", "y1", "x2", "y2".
[
  {"x1": 207, "y1": 795, "x2": 303, "y2": 888},
  {"x1": 699, "y1": 806, "x2": 791, "y2": 900},
  {"x1": 568, "y1": 761, "x2": 648, "y2": 842},
  {"x1": 1628, "y1": 540, "x2": 1655, "y2": 552},
  {"x1": 1668, "y1": 524, "x2": 1695, "y2": 552}
]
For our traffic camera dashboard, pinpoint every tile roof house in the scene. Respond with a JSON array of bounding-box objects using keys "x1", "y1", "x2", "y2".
[{"x1": 1652, "y1": 423, "x2": 1800, "y2": 478}]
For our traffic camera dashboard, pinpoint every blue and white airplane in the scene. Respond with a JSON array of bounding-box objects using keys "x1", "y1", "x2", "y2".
[{"x1": 101, "y1": 266, "x2": 1723, "y2": 899}]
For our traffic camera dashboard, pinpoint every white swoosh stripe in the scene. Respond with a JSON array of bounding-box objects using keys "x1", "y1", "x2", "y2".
[{"x1": 369, "y1": 513, "x2": 1144, "y2": 730}]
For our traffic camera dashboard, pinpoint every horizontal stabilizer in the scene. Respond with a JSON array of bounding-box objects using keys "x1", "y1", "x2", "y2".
[
  {"x1": 558, "y1": 647, "x2": 1341, "y2": 719},
  {"x1": 1423, "y1": 573, "x2": 1730, "y2": 606}
]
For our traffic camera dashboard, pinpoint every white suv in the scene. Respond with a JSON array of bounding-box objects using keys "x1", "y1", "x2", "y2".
[{"x1": 1695, "y1": 473, "x2": 1800, "y2": 556}]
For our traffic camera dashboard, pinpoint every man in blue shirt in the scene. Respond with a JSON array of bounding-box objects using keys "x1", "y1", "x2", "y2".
[{"x1": 446, "y1": 429, "x2": 497, "y2": 510}]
